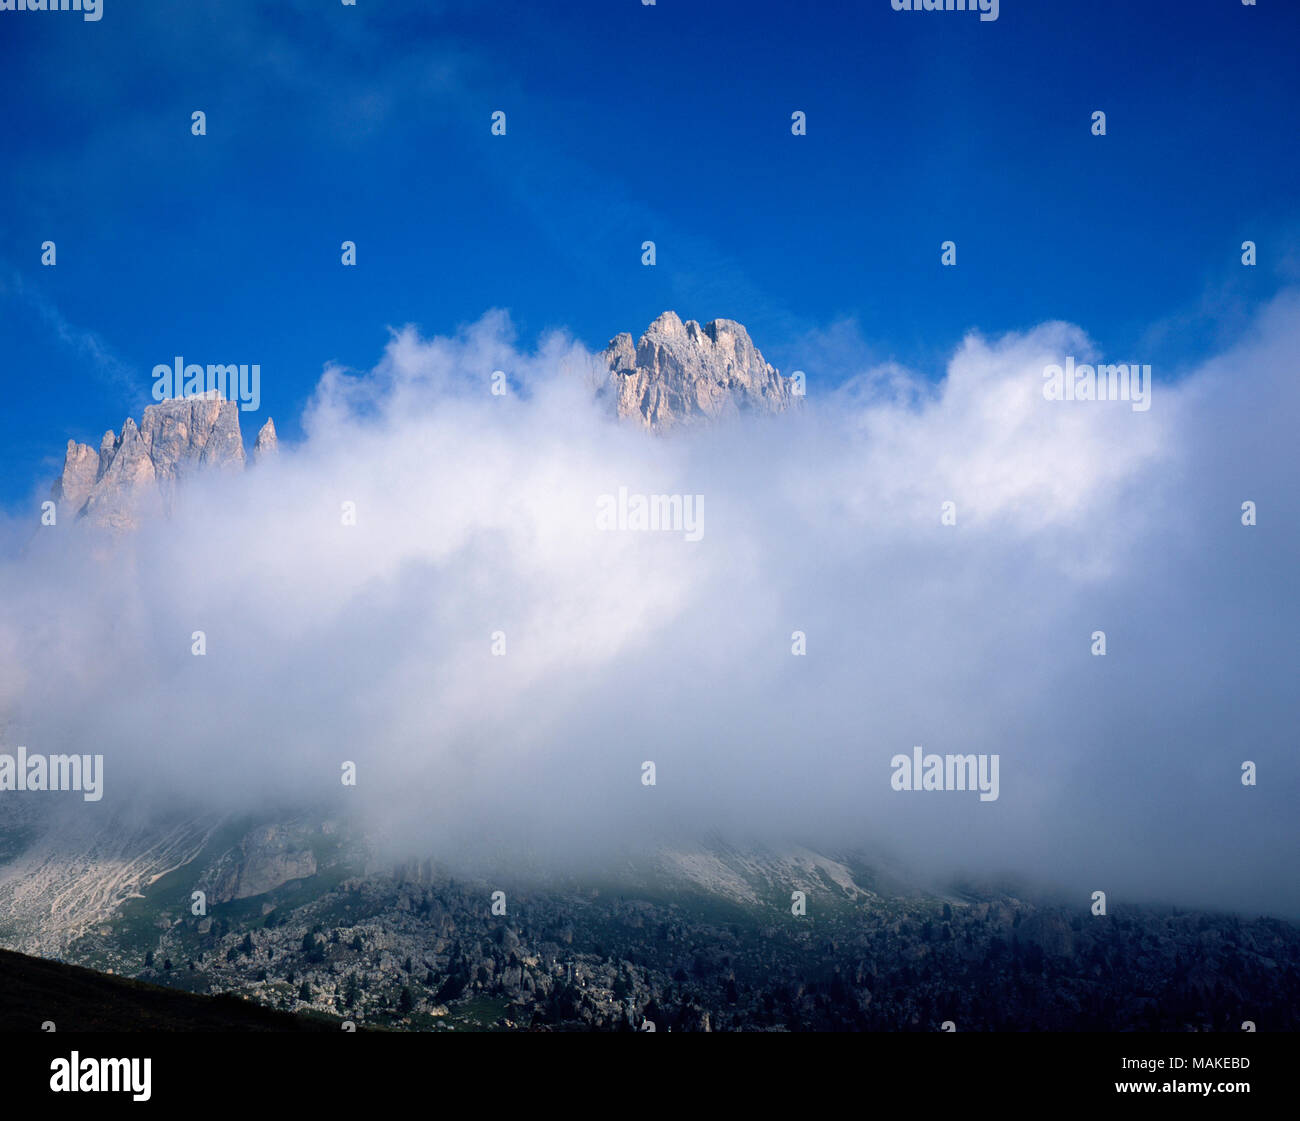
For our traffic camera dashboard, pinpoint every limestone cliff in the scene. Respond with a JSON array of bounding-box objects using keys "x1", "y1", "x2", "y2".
[
  {"x1": 601, "y1": 311, "x2": 798, "y2": 431},
  {"x1": 53, "y1": 392, "x2": 263, "y2": 530}
]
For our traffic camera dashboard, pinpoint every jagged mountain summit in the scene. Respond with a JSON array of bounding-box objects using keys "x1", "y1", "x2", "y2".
[
  {"x1": 50, "y1": 313, "x2": 791, "y2": 528},
  {"x1": 54, "y1": 391, "x2": 274, "y2": 531},
  {"x1": 602, "y1": 311, "x2": 799, "y2": 431}
]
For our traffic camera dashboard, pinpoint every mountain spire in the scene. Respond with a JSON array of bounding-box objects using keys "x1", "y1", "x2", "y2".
[{"x1": 601, "y1": 312, "x2": 798, "y2": 430}]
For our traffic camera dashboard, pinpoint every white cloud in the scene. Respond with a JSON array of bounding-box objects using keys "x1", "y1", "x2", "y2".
[{"x1": 2, "y1": 294, "x2": 1297, "y2": 915}]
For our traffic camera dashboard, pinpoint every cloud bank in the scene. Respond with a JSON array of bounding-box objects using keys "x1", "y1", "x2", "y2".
[{"x1": 2, "y1": 298, "x2": 1297, "y2": 915}]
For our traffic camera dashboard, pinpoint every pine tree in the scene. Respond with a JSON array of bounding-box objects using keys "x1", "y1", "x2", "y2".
[{"x1": 344, "y1": 973, "x2": 362, "y2": 1008}]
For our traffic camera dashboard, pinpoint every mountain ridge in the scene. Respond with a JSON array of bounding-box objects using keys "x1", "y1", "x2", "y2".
[{"x1": 49, "y1": 313, "x2": 795, "y2": 529}]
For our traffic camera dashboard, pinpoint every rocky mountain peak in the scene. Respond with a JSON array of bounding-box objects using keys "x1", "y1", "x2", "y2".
[
  {"x1": 253, "y1": 418, "x2": 278, "y2": 462},
  {"x1": 602, "y1": 311, "x2": 798, "y2": 431},
  {"x1": 48, "y1": 312, "x2": 793, "y2": 528},
  {"x1": 54, "y1": 393, "x2": 269, "y2": 530},
  {"x1": 646, "y1": 309, "x2": 685, "y2": 335}
]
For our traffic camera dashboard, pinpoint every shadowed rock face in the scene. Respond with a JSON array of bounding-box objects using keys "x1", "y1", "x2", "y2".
[
  {"x1": 208, "y1": 825, "x2": 318, "y2": 904},
  {"x1": 602, "y1": 311, "x2": 798, "y2": 431},
  {"x1": 53, "y1": 393, "x2": 265, "y2": 530}
]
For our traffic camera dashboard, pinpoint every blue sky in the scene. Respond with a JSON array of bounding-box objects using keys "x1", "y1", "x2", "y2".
[{"x1": 2, "y1": 0, "x2": 1297, "y2": 507}]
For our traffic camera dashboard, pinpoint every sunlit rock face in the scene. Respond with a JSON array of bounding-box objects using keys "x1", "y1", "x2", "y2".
[
  {"x1": 49, "y1": 310, "x2": 792, "y2": 531},
  {"x1": 53, "y1": 392, "x2": 261, "y2": 530},
  {"x1": 601, "y1": 311, "x2": 798, "y2": 431}
]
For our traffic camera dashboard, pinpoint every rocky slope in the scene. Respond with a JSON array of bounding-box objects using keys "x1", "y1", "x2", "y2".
[
  {"x1": 65, "y1": 839, "x2": 1300, "y2": 1033},
  {"x1": 0, "y1": 808, "x2": 221, "y2": 955},
  {"x1": 6, "y1": 809, "x2": 1298, "y2": 1032}
]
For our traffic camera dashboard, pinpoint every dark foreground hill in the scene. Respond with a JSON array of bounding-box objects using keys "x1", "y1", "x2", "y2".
[{"x1": 0, "y1": 947, "x2": 343, "y2": 1032}]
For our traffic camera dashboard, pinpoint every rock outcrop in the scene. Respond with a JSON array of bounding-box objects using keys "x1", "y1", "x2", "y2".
[
  {"x1": 601, "y1": 311, "x2": 798, "y2": 431},
  {"x1": 53, "y1": 392, "x2": 267, "y2": 530},
  {"x1": 208, "y1": 825, "x2": 318, "y2": 904},
  {"x1": 252, "y1": 418, "x2": 278, "y2": 462}
]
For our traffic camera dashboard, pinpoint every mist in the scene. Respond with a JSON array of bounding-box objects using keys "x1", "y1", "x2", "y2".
[{"x1": 2, "y1": 297, "x2": 1297, "y2": 917}]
